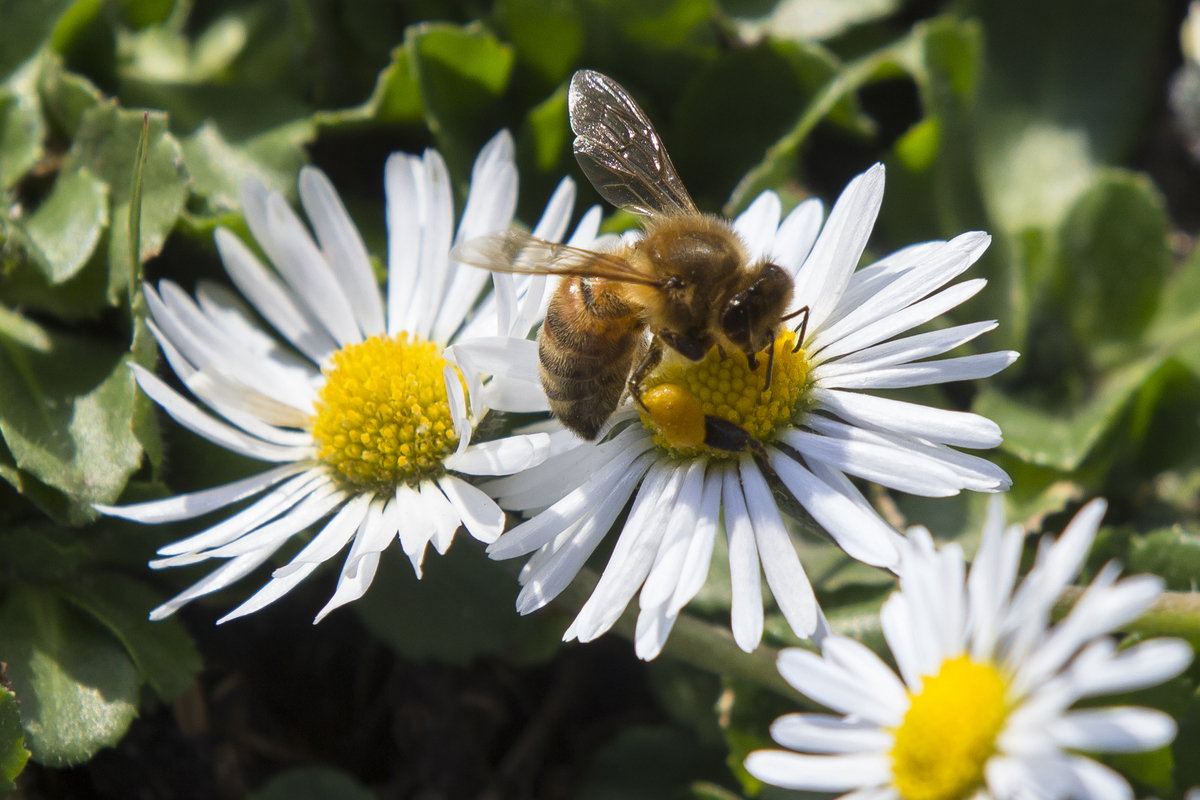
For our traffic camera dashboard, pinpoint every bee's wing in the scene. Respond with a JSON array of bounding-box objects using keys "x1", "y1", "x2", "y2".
[
  {"x1": 569, "y1": 70, "x2": 698, "y2": 217},
  {"x1": 451, "y1": 230, "x2": 662, "y2": 286}
]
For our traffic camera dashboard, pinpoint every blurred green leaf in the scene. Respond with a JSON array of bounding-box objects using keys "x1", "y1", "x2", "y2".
[
  {"x1": 1108, "y1": 746, "x2": 1174, "y2": 798},
  {"x1": 975, "y1": 353, "x2": 1165, "y2": 472},
  {"x1": 60, "y1": 573, "x2": 202, "y2": 702},
  {"x1": 118, "y1": 12, "x2": 248, "y2": 85},
  {"x1": 0, "y1": 57, "x2": 45, "y2": 192},
  {"x1": 499, "y1": 0, "x2": 583, "y2": 84},
  {"x1": 1174, "y1": 685, "x2": 1200, "y2": 792},
  {"x1": 21, "y1": 166, "x2": 109, "y2": 283},
  {"x1": 355, "y1": 542, "x2": 566, "y2": 666},
  {"x1": 36, "y1": 53, "x2": 102, "y2": 138},
  {"x1": 182, "y1": 118, "x2": 313, "y2": 214},
  {"x1": 1124, "y1": 528, "x2": 1200, "y2": 593},
  {"x1": 0, "y1": 0, "x2": 80, "y2": 82},
  {"x1": 0, "y1": 584, "x2": 139, "y2": 766},
  {"x1": 246, "y1": 766, "x2": 376, "y2": 800},
  {"x1": 1060, "y1": 170, "x2": 1169, "y2": 348},
  {"x1": 520, "y1": 82, "x2": 569, "y2": 173},
  {"x1": 0, "y1": 305, "x2": 51, "y2": 352},
  {"x1": 732, "y1": 0, "x2": 901, "y2": 44},
  {"x1": 576, "y1": 725, "x2": 730, "y2": 800},
  {"x1": 647, "y1": 659, "x2": 724, "y2": 747},
  {"x1": 0, "y1": 327, "x2": 153, "y2": 523},
  {"x1": 61, "y1": 104, "x2": 189, "y2": 303},
  {"x1": 407, "y1": 22, "x2": 516, "y2": 182},
  {"x1": 0, "y1": 683, "x2": 30, "y2": 795}
]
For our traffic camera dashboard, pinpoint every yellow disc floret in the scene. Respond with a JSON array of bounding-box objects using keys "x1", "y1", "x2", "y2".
[
  {"x1": 891, "y1": 656, "x2": 1009, "y2": 800},
  {"x1": 639, "y1": 331, "x2": 810, "y2": 458},
  {"x1": 311, "y1": 333, "x2": 460, "y2": 490}
]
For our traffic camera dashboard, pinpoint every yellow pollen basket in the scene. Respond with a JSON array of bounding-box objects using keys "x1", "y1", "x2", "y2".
[
  {"x1": 639, "y1": 330, "x2": 809, "y2": 458},
  {"x1": 311, "y1": 333, "x2": 460, "y2": 490},
  {"x1": 891, "y1": 656, "x2": 1009, "y2": 800}
]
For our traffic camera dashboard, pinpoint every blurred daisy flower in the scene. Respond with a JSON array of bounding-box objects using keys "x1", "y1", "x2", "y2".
[
  {"x1": 98, "y1": 131, "x2": 590, "y2": 624},
  {"x1": 459, "y1": 164, "x2": 1018, "y2": 659},
  {"x1": 746, "y1": 497, "x2": 1193, "y2": 800}
]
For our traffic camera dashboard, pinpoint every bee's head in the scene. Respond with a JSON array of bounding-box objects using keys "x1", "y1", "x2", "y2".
[{"x1": 720, "y1": 262, "x2": 795, "y2": 361}]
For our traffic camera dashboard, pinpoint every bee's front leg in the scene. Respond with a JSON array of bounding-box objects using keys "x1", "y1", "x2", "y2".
[{"x1": 627, "y1": 335, "x2": 665, "y2": 412}]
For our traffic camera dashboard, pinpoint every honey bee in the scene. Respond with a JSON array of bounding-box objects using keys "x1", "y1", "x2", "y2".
[{"x1": 451, "y1": 70, "x2": 807, "y2": 453}]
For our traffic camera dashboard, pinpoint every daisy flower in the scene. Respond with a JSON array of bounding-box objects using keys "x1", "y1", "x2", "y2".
[
  {"x1": 459, "y1": 164, "x2": 1018, "y2": 659},
  {"x1": 745, "y1": 497, "x2": 1193, "y2": 800},
  {"x1": 98, "y1": 131, "x2": 589, "y2": 624}
]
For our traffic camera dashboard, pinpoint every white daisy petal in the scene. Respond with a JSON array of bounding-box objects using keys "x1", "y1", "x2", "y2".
[
  {"x1": 130, "y1": 365, "x2": 311, "y2": 462},
  {"x1": 95, "y1": 463, "x2": 307, "y2": 523},
  {"x1": 385, "y1": 152, "x2": 421, "y2": 337},
  {"x1": 813, "y1": 387, "x2": 1002, "y2": 449},
  {"x1": 516, "y1": 453, "x2": 654, "y2": 614},
  {"x1": 215, "y1": 228, "x2": 338, "y2": 364},
  {"x1": 811, "y1": 278, "x2": 988, "y2": 365},
  {"x1": 633, "y1": 601, "x2": 679, "y2": 661},
  {"x1": 743, "y1": 751, "x2": 891, "y2": 791},
  {"x1": 437, "y1": 474, "x2": 505, "y2": 545},
  {"x1": 203, "y1": 483, "x2": 346, "y2": 559},
  {"x1": 733, "y1": 191, "x2": 782, "y2": 262},
  {"x1": 769, "y1": 714, "x2": 892, "y2": 754},
  {"x1": 395, "y1": 483, "x2": 436, "y2": 576},
  {"x1": 820, "y1": 636, "x2": 909, "y2": 719},
  {"x1": 1068, "y1": 637, "x2": 1193, "y2": 698},
  {"x1": 1050, "y1": 708, "x2": 1177, "y2": 753},
  {"x1": 409, "y1": 149, "x2": 455, "y2": 341},
  {"x1": 812, "y1": 320, "x2": 998, "y2": 377},
  {"x1": 794, "y1": 163, "x2": 886, "y2": 335},
  {"x1": 218, "y1": 562, "x2": 320, "y2": 624},
  {"x1": 739, "y1": 455, "x2": 818, "y2": 637},
  {"x1": 775, "y1": 645, "x2": 905, "y2": 726},
  {"x1": 780, "y1": 428, "x2": 964, "y2": 497},
  {"x1": 449, "y1": 432, "x2": 552, "y2": 476},
  {"x1": 723, "y1": 464, "x2": 764, "y2": 653},
  {"x1": 667, "y1": 465, "x2": 724, "y2": 616},
  {"x1": 150, "y1": 549, "x2": 278, "y2": 620},
  {"x1": 272, "y1": 491, "x2": 373, "y2": 576},
  {"x1": 419, "y1": 479, "x2": 464, "y2": 555},
  {"x1": 768, "y1": 448, "x2": 899, "y2": 568},
  {"x1": 639, "y1": 458, "x2": 707, "y2": 610},
  {"x1": 818, "y1": 351, "x2": 1019, "y2": 390},
  {"x1": 298, "y1": 166, "x2": 385, "y2": 338},
  {"x1": 773, "y1": 197, "x2": 823, "y2": 277},
  {"x1": 315, "y1": 551, "x2": 380, "y2": 623},
  {"x1": 1062, "y1": 756, "x2": 1134, "y2": 800}
]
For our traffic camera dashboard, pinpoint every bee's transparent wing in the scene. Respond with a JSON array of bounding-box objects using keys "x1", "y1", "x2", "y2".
[
  {"x1": 569, "y1": 70, "x2": 698, "y2": 217},
  {"x1": 451, "y1": 230, "x2": 661, "y2": 286}
]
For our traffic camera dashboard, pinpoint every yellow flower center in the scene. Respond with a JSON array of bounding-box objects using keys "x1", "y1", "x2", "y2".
[
  {"x1": 638, "y1": 331, "x2": 810, "y2": 458},
  {"x1": 891, "y1": 656, "x2": 1009, "y2": 800},
  {"x1": 311, "y1": 333, "x2": 460, "y2": 490}
]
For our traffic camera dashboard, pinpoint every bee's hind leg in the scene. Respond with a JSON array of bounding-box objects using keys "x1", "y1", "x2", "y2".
[{"x1": 627, "y1": 335, "x2": 665, "y2": 412}]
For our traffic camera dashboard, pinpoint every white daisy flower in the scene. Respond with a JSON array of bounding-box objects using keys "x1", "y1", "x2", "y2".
[
  {"x1": 746, "y1": 496, "x2": 1193, "y2": 800},
  {"x1": 98, "y1": 130, "x2": 589, "y2": 624},
  {"x1": 458, "y1": 164, "x2": 1018, "y2": 659}
]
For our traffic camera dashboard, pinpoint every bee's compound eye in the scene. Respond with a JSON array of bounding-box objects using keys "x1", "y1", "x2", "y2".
[{"x1": 642, "y1": 384, "x2": 706, "y2": 450}]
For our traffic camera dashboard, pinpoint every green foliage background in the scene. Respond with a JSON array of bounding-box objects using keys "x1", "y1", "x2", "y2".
[{"x1": 1, "y1": 0, "x2": 1200, "y2": 796}]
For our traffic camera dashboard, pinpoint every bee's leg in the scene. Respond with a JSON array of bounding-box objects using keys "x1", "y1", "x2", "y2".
[
  {"x1": 783, "y1": 305, "x2": 811, "y2": 353},
  {"x1": 627, "y1": 335, "x2": 665, "y2": 412},
  {"x1": 703, "y1": 416, "x2": 771, "y2": 465},
  {"x1": 717, "y1": 344, "x2": 727, "y2": 361},
  {"x1": 763, "y1": 337, "x2": 776, "y2": 387}
]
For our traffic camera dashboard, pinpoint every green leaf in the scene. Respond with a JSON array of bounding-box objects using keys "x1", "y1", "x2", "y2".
[
  {"x1": 181, "y1": 118, "x2": 314, "y2": 215},
  {"x1": 0, "y1": 305, "x2": 51, "y2": 352},
  {"x1": 0, "y1": 328, "x2": 151, "y2": 523},
  {"x1": 1173, "y1": 684, "x2": 1200, "y2": 792},
  {"x1": 974, "y1": 353, "x2": 1166, "y2": 472},
  {"x1": 1123, "y1": 528, "x2": 1200, "y2": 593},
  {"x1": 407, "y1": 22, "x2": 516, "y2": 181},
  {"x1": 60, "y1": 573, "x2": 202, "y2": 702},
  {"x1": 36, "y1": 53, "x2": 102, "y2": 138},
  {"x1": 0, "y1": 585, "x2": 140, "y2": 766},
  {"x1": 520, "y1": 82, "x2": 570, "y2": 173},
  {"x1": 0, "y1": 56, "x2": 45, "y2": 192},
  {"x1": 0, "y1": 0, "x2": 79, "y2": 82},
  {"x1": 575, "y1": 725, "x2": 730, "y2": 800},
  {"x1": 1059, "y1": 170, "x2": 1169, "y2": 347},
  {"x1": 20, "y1": 165, "x2": 109, "y2": 284},
  {"x1": 499, "y1": 0, "x2": 583, "y2": 84},
  {"x1": 0, "y1": 683, "x2": 30, "y2": 795},
  {"x1": 60, "y1": 104, "x2": 190, "y2": 304},
  {"x1": 732, "y1": 0, "x2": 901, "y2": 43},
  {"x1": 246, "y1": 766, "x2": 376, "y2": 800},
  {"x1": 354, "y1": 542, "x2": 566, "y2": 666}
]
